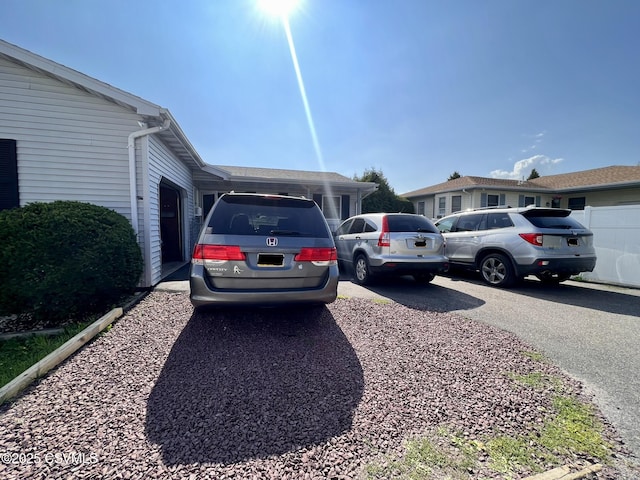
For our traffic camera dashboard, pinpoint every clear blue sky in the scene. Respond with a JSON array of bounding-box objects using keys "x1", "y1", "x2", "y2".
[{"x1": 3, "y1": 0, "x2": 639, "y2": 194}]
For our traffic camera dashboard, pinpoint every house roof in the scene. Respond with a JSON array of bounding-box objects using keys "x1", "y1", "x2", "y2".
[
  {"x1": 402, "y1": 176, "x2": 543, "y2": 197},
  {"x1": 530, "y1": 165, "x2": 640, "y2": 191},
  {"x1": 214, "y1": 165, "x2": 368, "y2": 186},
  {"x1": 0, "y1": 38, "x2": 207, "y2": 171},
  {"x1": 402, "y1": 165, "x2": 640, "y2": 198}
]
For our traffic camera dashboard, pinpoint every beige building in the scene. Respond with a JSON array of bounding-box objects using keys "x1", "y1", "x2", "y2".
[{"x1": 402, "y1": 165, "x2": 640, "y2": 219}]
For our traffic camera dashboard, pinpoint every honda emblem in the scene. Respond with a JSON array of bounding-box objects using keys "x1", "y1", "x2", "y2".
[{"x1": 266, "y1": 237, "x2": 278, "y2": 247}]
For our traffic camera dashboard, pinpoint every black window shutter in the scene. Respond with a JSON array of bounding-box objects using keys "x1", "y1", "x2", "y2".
[
  {"x1": 518, "y1": 195, "x2": 525, "y2": 207},
  {"x1": 499, "y1": 194, "x2": 505, "y2": 206},
  {"x1": 341, "y1": 195, "x2": 350, "y2": 219},
  {"x1": 0, "y1": 139, "x2": 19, "y2": 211},
  {"x1": 480, "y1": 193, "x2": 487, "y2": 208}
]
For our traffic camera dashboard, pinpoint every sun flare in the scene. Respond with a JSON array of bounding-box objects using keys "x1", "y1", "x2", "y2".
[{"x1": 257, "y1": 0, "x2": 300, "y2": 18}]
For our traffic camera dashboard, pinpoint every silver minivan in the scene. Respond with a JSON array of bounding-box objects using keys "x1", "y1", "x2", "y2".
[
  {"x1": 435, "y1": 206, "x2": 597, "y2": 287},
  {"x1": 334, "y1": 213, "x2": 448, "y2": 285},
  {"x1": 190, "y1": 193, "x2": 339, "y2": 308}
]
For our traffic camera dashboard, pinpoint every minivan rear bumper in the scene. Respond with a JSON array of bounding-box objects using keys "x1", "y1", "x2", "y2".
[
  {"x1": 516, "y1": 256, "x2": 597, "y2": 276},
  {"x1": 189, "y1": 264, "x2": 339, "y2": 307}
]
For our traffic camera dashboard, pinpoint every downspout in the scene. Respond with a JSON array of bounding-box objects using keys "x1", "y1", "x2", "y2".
[{"x1": 127, "y1": 118, "x2": 171, "y2": 236}]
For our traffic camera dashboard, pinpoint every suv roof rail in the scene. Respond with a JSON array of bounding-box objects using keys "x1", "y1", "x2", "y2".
[{"x1": 467, "y1": 205, "x2": 512, "y2": 212}]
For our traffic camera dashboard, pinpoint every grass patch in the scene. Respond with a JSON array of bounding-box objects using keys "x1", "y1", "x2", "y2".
[
  {"x1": 372, "y1": 298, "x2": 392, "y2": 305},
  {"x1": 364, "y1": 394, "x2": 612, "y2": 479},
  {"x1": 538, "y1": 396, "x2": 612, "y2": 459},
  {"x1": 0, "y1": 322, "x2": 91, "y2": 389},
  {"x1": 521, "y1": 350, "x2": 546, "y2": 363},
  {"x1": 365, "y1": 433, "x2": 478, "y2": 479},
  {"x1": 507, "y1": 371, "x2": 563, "y2": 391}
]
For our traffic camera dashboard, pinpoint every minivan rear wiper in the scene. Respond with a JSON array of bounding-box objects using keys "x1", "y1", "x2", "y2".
[{"x1": 269, "y1": 230, "x2": 300, "y2": 236}]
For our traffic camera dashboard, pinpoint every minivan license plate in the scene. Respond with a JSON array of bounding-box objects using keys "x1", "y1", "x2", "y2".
[{"x1": 258, "y1": 253, "x2": 284, "y2": 266}]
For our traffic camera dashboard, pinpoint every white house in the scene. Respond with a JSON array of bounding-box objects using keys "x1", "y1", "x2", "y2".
[{"x1": 0, "y1": 39, "x2": 377, "y2": 287}]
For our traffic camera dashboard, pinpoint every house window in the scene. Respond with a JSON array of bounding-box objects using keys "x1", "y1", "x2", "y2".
[
  {"x1": 568, "y1": 197, "x2": 586, "y2": 210},
  {"x1": 0, "y1": 139, "x2": 19, "y2": 211},
  {"x1": 487, "y1": 194, "x2": 499, "y2": 207},
  {"x1": 417, "y1": 201, "x2": 425, "y2": 216},
  {"x1": 524, "y1": 196, "x2": 535, "y2": 207},
  {"x1": 322, "y1": 195, "x2": 341, "y2": 219},
  {"x1": 438, "y1": 197, "x2": 446, "y2": 217},
  {"x1": 452, "y1": 195, "x2": 462, "y2": 212}
]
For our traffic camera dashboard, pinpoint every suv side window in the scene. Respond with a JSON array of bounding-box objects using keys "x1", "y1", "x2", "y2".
[
  {"x1": 455, "y1": 213, "x2": 485, "y2": 232},
  {"x1": 436, "y1": 216, "x2": 458, "y2": 233},
  {"x1": 335, "y1": 219, "x2": 353, "y2": 236},
  {"x1": 364, "y1": 220, "x2": 377, "y2": 233},
  {"x1": 487, "y1": 213, "x2": 514, "y2": 230},
  {"x1": 348, "y1": 218, "x2": 366, "y2": 234}
]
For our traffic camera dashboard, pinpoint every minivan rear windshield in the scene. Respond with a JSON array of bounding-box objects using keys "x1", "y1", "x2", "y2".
[
  {"x1": 208, "y1": 195, "x2": 330, "y2": 238},
  {"x1": 386, "y1": 215, "x2": 439, "y2": 233}
]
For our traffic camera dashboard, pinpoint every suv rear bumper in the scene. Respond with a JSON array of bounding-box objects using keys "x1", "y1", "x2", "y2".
[
  {"x1": 516, "y1": 256, "x2": 597, "y2": 277},
  {"x1": 369, "y1": 259, "x2": 449, "y2": 276}
]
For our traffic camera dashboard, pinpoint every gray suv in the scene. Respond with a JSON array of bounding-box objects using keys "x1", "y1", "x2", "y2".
[
  {"x1": 334, "y1": 213, "x2": 448, "y2": 285},
  {"x1": 435, "y1": 206, "x2": 596, "y2": 287},
  {"x1": 190, "y1": 193, "x2": 339, "y2": 308}
]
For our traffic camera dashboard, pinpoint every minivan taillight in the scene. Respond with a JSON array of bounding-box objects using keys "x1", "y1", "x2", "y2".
[
  {"x1": 192, "y1": 244, "x2": 245, "y2": 263},
  {"x1": 294, "y1": 247, "x2": 337, "y2": 266},
  {"x1": 519, "y1": 233, "x2": 543, "y2": 246},
  {"x1": 378, "y1": 215, "x2": 390, "y2": 247}
]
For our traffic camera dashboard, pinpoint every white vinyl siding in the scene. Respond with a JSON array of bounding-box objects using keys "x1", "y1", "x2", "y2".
[
  {"x1": 146, "y1": 136, "x2": 194, "y2": 285},
  {"x1": 0, "y1": 56, "x2": 139, "y2": 218}
]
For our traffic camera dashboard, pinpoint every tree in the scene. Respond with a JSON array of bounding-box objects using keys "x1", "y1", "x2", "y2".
[
  {"x1": 354, "y1": 168, "x2": 414, "y2": 213},
  {"x1": 448, "y1": 171, "x2": 462, "y2": 181},
  {"x1": 527, "y1": 168, "x2": 540, "y2": 180}
]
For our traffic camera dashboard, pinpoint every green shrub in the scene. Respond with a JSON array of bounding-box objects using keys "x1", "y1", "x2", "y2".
[{"x1": 0, "y1": 201, "x2": 143, "y2": 326}]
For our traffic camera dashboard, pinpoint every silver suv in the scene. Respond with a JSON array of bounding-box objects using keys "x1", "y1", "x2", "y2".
[
  {"x1": 435, "y1": 206, "x2": 596, "y2": 287},
  {"x1": 190, "y1": 193, "x2": 339, "y2": 308},
  {"x1": 334, "y1": 213, "x2": 448, "y2": 285}
]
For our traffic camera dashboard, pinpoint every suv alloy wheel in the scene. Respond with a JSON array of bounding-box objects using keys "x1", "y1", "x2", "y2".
[
  {"x1": 354, "y1": 254, "x2": 371, "y2": 285},
  {"x1": 480, "y1": 253, "x2": 514, "y2": 287}
]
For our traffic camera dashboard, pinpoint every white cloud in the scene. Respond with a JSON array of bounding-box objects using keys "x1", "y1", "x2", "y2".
[{"x1": 490, "y1": 155, "x2": 563, "y2": 180}]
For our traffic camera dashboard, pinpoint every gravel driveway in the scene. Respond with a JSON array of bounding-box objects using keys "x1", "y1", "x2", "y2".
[{"x1": 0, "y1": 290, "x2": 636, "y2": 479}]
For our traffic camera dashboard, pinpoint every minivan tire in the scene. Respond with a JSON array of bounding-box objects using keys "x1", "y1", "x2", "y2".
[
  {"x1": 479, "y1": 253, "x2": 514, "y2": 287},
  {"x1": 353, "y1": 254, "x2": 372, "y2": 285}
]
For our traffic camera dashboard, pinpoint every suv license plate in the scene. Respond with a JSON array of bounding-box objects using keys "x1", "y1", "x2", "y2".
[{"x1": 567, "y1": 238, "x2": 579, "y2": 247}]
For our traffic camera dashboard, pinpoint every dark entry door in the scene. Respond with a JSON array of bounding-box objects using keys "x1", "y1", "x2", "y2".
[{"x1": 160, "y1": 184, "x2": 182, "y2": 263}]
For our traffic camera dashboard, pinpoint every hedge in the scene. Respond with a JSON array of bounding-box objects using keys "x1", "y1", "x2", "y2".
[{"x1": 0, "y1": 201, "x2": 143, "y2": 327}]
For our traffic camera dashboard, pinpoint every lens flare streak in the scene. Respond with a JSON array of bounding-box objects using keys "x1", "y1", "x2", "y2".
[{"x1": 282, "y1": 17, "x2": 326, "y2": 172}]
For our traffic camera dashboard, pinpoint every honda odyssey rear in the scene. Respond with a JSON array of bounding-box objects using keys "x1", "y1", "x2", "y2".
[{"x1": 190, "y1": 193, "x2": 339, "y2": 307}]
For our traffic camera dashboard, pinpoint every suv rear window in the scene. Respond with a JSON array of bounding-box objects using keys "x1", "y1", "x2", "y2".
[
  {"x1": 386, "y1": 215, "x2": 439, "y2": 233},
  {"x1": 521, "y1": 210, "x2": 586, "y2": 229},
  {"x1": 208, "y1": 195, "x2": 330, "y2": 238}
]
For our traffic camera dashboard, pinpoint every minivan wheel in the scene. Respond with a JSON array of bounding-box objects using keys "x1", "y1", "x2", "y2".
[
  {"x1": 479, "y1": 253, "x2": 514, "y2": 287},
  {"x1": 536, "y1": 272, "x2": 571, "y2": 284},
  {"x1": 353, "y1": 254, "x2": 372, "y2": 285}
]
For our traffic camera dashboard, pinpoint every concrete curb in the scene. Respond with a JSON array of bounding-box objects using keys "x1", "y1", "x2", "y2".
[{"x1": 0, "y1": 307, "x2": 123, "y2": 405}]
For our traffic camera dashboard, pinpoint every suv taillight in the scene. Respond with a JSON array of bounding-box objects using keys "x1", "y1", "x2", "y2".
[
  {"x1": 192, "y1": 244, "x2": 245, "y2": 263},
  {"x1": 519, "y1": 233, "x2": 543, "y2": 246},
  {"x1": 294, "y1": 247, "x2": 337, "y2": 266},
  {"x1": 378, "y1": 216, "x2": 390, "y2": 247}
]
